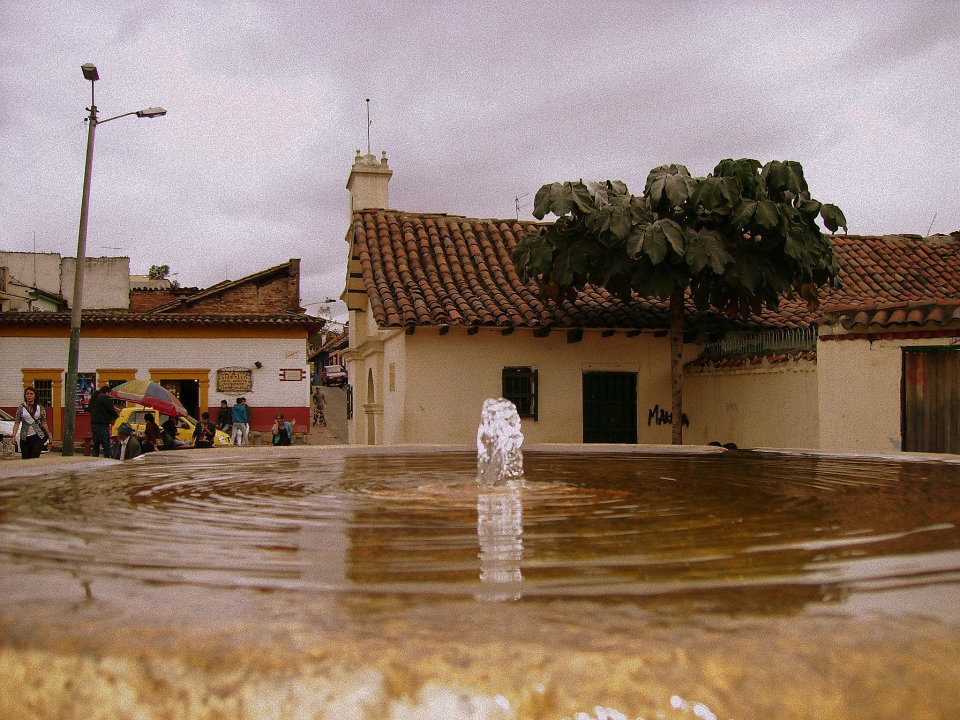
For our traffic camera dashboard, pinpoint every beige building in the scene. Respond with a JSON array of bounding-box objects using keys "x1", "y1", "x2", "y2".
[{"x1": 340, "y1": 151, "x2": 960, "y2": 455}]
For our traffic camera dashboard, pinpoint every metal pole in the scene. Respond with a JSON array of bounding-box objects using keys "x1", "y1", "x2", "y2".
[{"x1": 63, "y1": 97, "x2": 98, "y2": 456}]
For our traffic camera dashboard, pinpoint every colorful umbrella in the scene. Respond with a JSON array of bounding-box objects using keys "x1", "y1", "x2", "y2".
[{"x1": 108, "y1": 380, "x2": 189, "y2": 418}]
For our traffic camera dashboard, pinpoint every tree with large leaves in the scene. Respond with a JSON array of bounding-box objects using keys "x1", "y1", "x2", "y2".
[{"x1": 511, "y1": 158, "x2": 846, "y2": 444}]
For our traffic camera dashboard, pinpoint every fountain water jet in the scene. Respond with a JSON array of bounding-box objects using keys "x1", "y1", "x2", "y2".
[{"x1": 476, "y1": 398, "x2": 524, "y2": 485}]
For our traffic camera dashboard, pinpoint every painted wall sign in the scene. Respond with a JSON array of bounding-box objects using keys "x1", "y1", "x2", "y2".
[
  {"x1": 279, "y1": 368, "x2": 306, "y2": 382},
  {"x1": 217, "y1": 368, "x2": 253, "y2": 393}
]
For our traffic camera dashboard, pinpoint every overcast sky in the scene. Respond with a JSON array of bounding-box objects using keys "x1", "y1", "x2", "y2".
[{"x1": 2, "y1": 2, "x2": 958, "y2": 322}]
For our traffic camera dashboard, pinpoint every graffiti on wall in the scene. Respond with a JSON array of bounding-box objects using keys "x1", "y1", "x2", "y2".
[{"x1": 647, "y1": 404, "x2": 690, "y2": 428}]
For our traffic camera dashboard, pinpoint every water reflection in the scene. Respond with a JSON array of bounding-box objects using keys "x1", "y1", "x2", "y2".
[
  {"x1": 476, "y1": 482, "x2": 524, "y2": 601},
  {"x1": 3, "y1": 448, "x2": 960, "y2": 719}
]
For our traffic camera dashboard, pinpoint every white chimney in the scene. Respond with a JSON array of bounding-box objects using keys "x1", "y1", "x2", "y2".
[{"x1": 346, "y1": 149, "x2": 392, "y2": 217}]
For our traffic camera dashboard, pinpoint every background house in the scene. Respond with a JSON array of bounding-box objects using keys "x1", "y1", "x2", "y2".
[
  {"x1": 340, "y1": 152, "x2": 960, "y2": 454},
  {"x1": 0, "y1": 256, "x2": 321, "y2": 442}
]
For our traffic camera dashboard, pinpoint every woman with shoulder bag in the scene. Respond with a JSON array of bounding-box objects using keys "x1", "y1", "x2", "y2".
[{"x1": 11, "y1": 387, "x2": 52, "y2": 460}]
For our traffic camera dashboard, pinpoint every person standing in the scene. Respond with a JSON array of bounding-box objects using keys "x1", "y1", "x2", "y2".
[
  {"x1": 230, "y1": 397, "x2": 250, "y2": 446},
  {"x1": 12, "y1": 387, "x2": 53, "y2": 460},
  {"x1": 217, "y1": 399, "x2": 232, "y2": 433},
  {"x1": 88, "y1": 384, "x2": 119, "y2": 457},
  {"x1": 312, "y1": 386, "x2": 326, "y2": 426}
]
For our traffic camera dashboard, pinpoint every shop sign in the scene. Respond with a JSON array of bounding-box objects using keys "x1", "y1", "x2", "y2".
[{"x1": 217, "y1": 368, "x2": 253, "y2": 393}]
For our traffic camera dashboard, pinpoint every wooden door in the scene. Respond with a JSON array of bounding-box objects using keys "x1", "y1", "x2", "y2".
[
  {"x1": 582, "y1": 371, "x2": 637, "y2": 443},
  {"x1": 902, "y1": 347, "x2": 960, "y2": 454}
]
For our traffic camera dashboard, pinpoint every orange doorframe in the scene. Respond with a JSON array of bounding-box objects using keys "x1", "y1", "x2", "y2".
[
  {"x1": 149, "y1": 368, "x2": 211, "y2": 415},
  {"x1": 96, "y1": 368, "x2": 137, "y2": 385},
  {"x1": 21, "y1": 368, "x2": 64, "y2": 441}
]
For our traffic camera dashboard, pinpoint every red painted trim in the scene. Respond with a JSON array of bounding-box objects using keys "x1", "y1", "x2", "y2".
[
  {"x1": 821, "y1": 330, "x2": 960, "y2": 342},
  {"x1": 207, "y1": 406, "x2": 311, "y2": 434}
]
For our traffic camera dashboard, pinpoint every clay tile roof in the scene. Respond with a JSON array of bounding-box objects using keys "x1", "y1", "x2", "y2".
[
  {"x1": 821, "y1": 234, "x2": 960, "y2": 329},
  {"x1": 353, "y1": 210, "x2": 781, "y2": 333},
  {"x1": 353, "y1": 214, "x2": 960, "y2": 333},
  {"x1": 0, "y1": 310, "x2": 323, "y2": 330}
]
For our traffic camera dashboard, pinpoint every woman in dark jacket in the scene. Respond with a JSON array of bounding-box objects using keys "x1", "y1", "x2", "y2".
[{"x1": 142, "y1": 413, "x2": 163, "y2": 452}]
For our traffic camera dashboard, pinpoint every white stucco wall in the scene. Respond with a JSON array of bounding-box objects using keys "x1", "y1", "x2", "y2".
[
  {"x1": 815, "y1": 335, "x2": 911, "y2": 453},
  {"x1": 0, "y1": 335, "x2": 309, "y2": 410},
  {"x1": 61, "y1": 256, "x2": 131, "y2": 309},
  {"x1": 350, "y1": 325, "x2": 678, "y2": 445},
  {"x1": 683, "y1": 359, "x2": 820, "y2": 449}
]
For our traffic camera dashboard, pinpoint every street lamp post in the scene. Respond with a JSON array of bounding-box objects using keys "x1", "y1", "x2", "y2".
[{"x1": 62, "y1": 64, "x2": 166, "y2": 456}]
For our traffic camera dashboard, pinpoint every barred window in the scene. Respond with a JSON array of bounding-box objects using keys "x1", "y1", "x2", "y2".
[
  {"x1": 32, "y1": 380, "x2": 53, "y2": 408},
  {"x1": 502, "y1": 367, "x2": 538, "y2": 420}
]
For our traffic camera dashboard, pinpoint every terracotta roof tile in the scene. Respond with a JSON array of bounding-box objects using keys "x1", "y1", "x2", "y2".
[
  {"x1": 0, "y1": 310, "x2": 322, "y2": 329},
  {"x1": 353, "y1": 212, "x2": 960, "y2": 333}
]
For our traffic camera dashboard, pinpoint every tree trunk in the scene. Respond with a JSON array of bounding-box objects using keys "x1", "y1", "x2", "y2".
[{"x1": 669, "y1": 288, "x2": 685, "y2": 445}]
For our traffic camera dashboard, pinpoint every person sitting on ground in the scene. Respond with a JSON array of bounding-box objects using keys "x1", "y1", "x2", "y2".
[
  {"x1": 142, "y1": 412, "x2": 163, "y2": 453},
  {"x1": 160, "y1": 416, "x2": 190, "y2": 450},
  {"x1": 271, "y1": 413, "x2": 292, "y2": 446},
  {"x1": 112, "y1": 423, "x2": 143, "y2": 461},
  {"x1": 193, "y1": 411, "x2": 217, "y2": 449}
]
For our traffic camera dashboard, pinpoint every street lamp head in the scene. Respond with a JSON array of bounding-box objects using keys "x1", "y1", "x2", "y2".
[
  {"x1": 135, "y1": 106, "x2": 167, "y2": 118},
  {"x1": 81, "y1": 63, "x2": 99, "y2": 81}
]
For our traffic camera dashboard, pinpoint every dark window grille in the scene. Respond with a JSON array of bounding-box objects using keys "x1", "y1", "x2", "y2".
[
  {"x1": 32, "y1": 380, "x2": 53, "y2": 408},
  {"x1": 106, "y1": 379, "x2": 126, "y2": 408},
  {"x1": 346, "y1": 383, "x2": 353, "y2": 420},
  {"x1": 502, "y1": 367, "x2": 538, "y2": 420}
]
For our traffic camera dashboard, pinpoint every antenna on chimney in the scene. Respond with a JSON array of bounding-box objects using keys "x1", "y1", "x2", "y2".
[
  {"x1": 926, "y1": 212, "x2": 938, "y2": 236},
  {"x1": 366, "y1": 98, "x2": 371, "y2": 155}
]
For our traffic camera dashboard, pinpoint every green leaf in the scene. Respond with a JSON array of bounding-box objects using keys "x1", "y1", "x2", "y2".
[
  {"x1": 625, "y1": 226, "x2": 646, "y2": 257},
  {"x1": 797, "y1": 198, "x2": 821, "y2": 217},
  {"x1": 549, "y1": 182, "x2": 575, "y2": 217},
  {"x1": 531, "y1": 184, "x2": 555, "y2": 220},
  {"x1": 657, "y1": 218, "x2": 686, "y2": 256},
  {"x1": 570, "y1": 182, "x2": 598, "y2": 213},
  {"x1": 696, "y1": 176, "x2": 740, "y2": 215},
  {"x1": 762, "y1": 160, "x2": 808, "y2": 197},
  {"x1": 641, "y1": 224, "x2": 668, "y2": 264},
  {"x1": 783, "y1": 235, "x2": 805, "y2": 260},
  {"x1": 645, "y1": 164, "x2": 694, "y2": 209},
  {"x1": 685, "y1": 230, "x2": 732, "y2": 275},
  {"x1": 820, "y1": 203, "x2": 847, "y2": 233},
  {"x1": 606, "y1": 179, "x2": 630, "y2": 198},
  {"x1": 647, "y1": 175, "x2": 666, "y2": 207},
  {"x1": 664, "y1": 173, "x2": 699, "y2": 208},
  {"x1": 731, "y1": 199, "x2": 757, "y2": 228},
  {"x1": 608, "y1": 204, "x2": 633, "y2": 240},
  {"x1": 734, "y1": 254, "x2": 764, "y2": 293},
  {"x1": 754, "y1": 200, "x2": 780, "y2": 230},
  {"x1": 714, "y1": 158, "x2": 763, "y2": 197}
]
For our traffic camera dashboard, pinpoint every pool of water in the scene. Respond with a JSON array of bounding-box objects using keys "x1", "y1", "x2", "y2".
[{"x1": 2, "y1": 445, "x2": 959, "y2": 718}]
